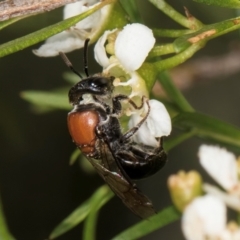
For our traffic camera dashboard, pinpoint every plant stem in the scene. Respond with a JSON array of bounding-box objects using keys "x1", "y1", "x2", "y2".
[
  {"x1": 148, "y1": 44, "x2": 175, "y2": 58},
  {"x1": 148, "y1": 0, "x2": 203, "y2": 29},
  {"x1": 165, "y1": 130, "x2": 196, "y2": 151},
  {"x1": 154, "y1": 42, "x2": 204, "y2": 72},
  {"x1": 153, "y1": 28, "x2": 195, "y2": 38}
]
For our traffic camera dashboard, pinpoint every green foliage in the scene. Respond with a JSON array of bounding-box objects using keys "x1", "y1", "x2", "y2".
[
  {"x1": 0, "y1": 0, "x2": 117, "y2": 58},
  {"x1": 49, "y1": 185, "x2": 114, "y2": 239},
  {"x1": 112, "y1": 206, "x2": 180, "y2": 240}
]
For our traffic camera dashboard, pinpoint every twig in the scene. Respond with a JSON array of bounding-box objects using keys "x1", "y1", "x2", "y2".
[{"x1": 0, "y1": 0, "x2": 80, "y2": 21}]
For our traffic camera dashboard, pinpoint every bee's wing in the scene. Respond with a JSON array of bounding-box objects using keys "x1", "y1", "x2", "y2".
[{"x1": 87, "y1": 145, "x2": 156, "y2": 219}]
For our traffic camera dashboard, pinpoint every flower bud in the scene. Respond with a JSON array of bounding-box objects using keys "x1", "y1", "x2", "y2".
[{"x1": 168, "y1": 170, "x2": 202, "y2": 212}]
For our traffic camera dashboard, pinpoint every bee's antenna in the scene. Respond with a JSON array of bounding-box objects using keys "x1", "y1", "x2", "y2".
[
  {"x1": 84, "y1": 38, "x2": 90, "y2": 77},
  {"x1": 59, "y1": 52, "x2": 83, "y2": 79}
]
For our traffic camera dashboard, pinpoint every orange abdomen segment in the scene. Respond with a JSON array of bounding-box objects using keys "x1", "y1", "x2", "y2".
[{"x1": 67, "y1": 110, "x2": 99, "y2": 154}]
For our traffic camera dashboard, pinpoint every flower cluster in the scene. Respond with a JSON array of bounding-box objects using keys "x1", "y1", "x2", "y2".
[
  {"x1": 169, "y1": 145, "x2": 240, "y2": 240},
  {"x1": 34, "y1": 2, "x2": 172, "y2": 147}
]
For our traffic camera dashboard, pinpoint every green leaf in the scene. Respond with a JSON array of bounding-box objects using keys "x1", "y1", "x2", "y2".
[
  {"x1": 0, "y1": 0, "x2": 116, "y2": 58},
  {"x1": 0, "y1": 17, "x2": 23, "y2": 30},
  {"x1": 119, "y1": 0, "x2": 143, "y2": 23},
  {"x1": 173, "y1": 112, "x2": 240, "y2": 149},
  {"x1": 49, "y1": 185, "x2": 114, "y2": 239},
  {"x1": 158, "y1": 71, "x2": 194, "y2": 112},
  {"x1": 69, "y1": 148, "x2": 81, "y2": 165},
  {"x1": 193, "y1": 0, "x2": 240, "y2": 8},
  {"x1": 50, "y1": 200, "x2": 90, "y2": 240},
  {"x1": 111, "y1": 206, "x2": 180, "y2": 240},
  {"x1": 0, "y1": 198, "x2": 15, "y2": 240},
  {"x1": 102, "y1": 1, "x2": 130, "y2": 31},
  {"x1": 83, "y1": 185, "x2": 112, "y2": 240},
  {"x1": 165, "y1": 130, "x2": 197, "y2": 151},
  {"x1": 21, "y1": 90, "x2": 70, "y2": 112}
]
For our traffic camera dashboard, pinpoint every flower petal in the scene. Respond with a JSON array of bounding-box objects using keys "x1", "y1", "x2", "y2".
[
  {"x1": 199, "y1": 145, "x2": 238, "y2": 191},
  {"x1": 128, "y1": 99, "x2": 171, "y2": 147},
  {"x1": 94, "y1": 29, "x2": 116, "y2": 68},
  {"x1": 182, "y1": 195, "x2": 226, "y2": 240},
  {"x1": 64, "y1": 1, "x2": 101, "y2": 30},
  {"x1": 34, "y1": 1, "x2": 101, "y2": 57},
  {"x1": 146, "y1": 99, "x2": 171, "y2": 137},
  {"x1": 33, "y1": 31, "x2": 84, "y2": 57},
  {"x1": 129, "y1": 113, "x2": 158, "y2": 146},
  {"x1": 203, "y1": 183, "x2": 240, "y2": 211},
  {"x1": 221, "y1": 225, "x2": 240, "y2": 240},
  {"x1": 115, "y1": 23, "x2": 155, "y2": 72}
]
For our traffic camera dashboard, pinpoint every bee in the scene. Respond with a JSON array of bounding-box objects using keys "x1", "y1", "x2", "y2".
[{"x1": 60, "y1": 39, "x2": 167, "y2": 218}]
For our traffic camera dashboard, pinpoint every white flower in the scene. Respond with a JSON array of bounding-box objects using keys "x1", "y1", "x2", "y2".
[
  {"x1": 221, "y1": 224, "x2": 240, "y2": 240},
  {"x1": 114, "y1": 23, "x2": 155, "y2": 72},
  {"x1": 198, "y1": 145, "x2": 238, "y2": 191},
  {"x1": 128, "y1": 99, "x2": 171, "y2": 147},
  {"x1": 94, "y1": 23, "x2": 155, "y2": 97},
  {"x1": 33, "y1": 0, "x2": 110, "y2": 57},
  {"x1": 94, "y1": 23, "x2": 155, "y2": 72},
  {"x1": 203, "y1": 183, "x2": 240, "y2": 212},
  {"x1": 182, "y1": 194, "x2": 226, "y2": 240},
  {"x1": 94, "y1": 29, "x2": 116, "y2": 68}
]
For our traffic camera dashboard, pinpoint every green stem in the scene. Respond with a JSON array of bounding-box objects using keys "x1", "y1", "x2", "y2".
[
  {"x1": 154, "y1": 42, "x2": 204, "y2": 72},
  {"x1": 164, "y1": 130, "x2": 196, "y2": 151},
  {"x1": 148, "y1": 0, "x2": 203, "y2": 29},
  {"x1": 153, "y1": 28, "x2": 195, "y2": 38},
  {"x1": 205, "y1": 16, "x2": 240, "y2": 39},
  {"x1": 148, "y1": 44, "x2": 175, "y2": 58},
  {"x1": 173, "y1": 112, "x2": 240, "y2": 149}
]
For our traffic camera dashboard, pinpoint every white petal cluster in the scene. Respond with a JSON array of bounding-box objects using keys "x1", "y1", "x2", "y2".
[
  {"x1": 94, "y1": 23, "x2": 155, "y2": 72},
  {"x1": 182, "y1": 194, "x2": 240, "y2": 240},
  {"x1": 94, "y1": 23, "x2": 155, "y2": 98},
  {"x1": 221, "y1": 226, "x2": 240, "y2": 240},
  {"x1": 34, "y1": 0, "x2": 107, "y2": 57},
  {"x1": 182, "y1": 195, "x2": 226, "y2": 240},
  {"x1": 198, "y1": 145, "x2": 238, "y2": 191},
  {"x1": 182, "y1": 145, "x2": 240, "y2": 240},
  {"x1": 128, "y1": 99, "x2": 171, "y2": 147}
]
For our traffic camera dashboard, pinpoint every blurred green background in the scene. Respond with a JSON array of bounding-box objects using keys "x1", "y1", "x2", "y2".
[{"x1": 0, "y1": 0, "x2": 240, "y2": 239}]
